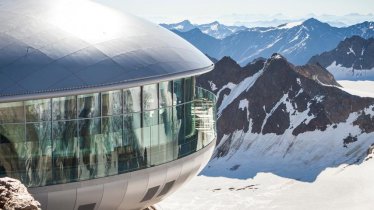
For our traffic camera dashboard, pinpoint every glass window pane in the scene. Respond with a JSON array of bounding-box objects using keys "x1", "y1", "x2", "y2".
[
  {"x1": 120, "y1": 113, "x2": 143, "y2": 172},
  {"x1": 0, "y1": 102, "x2": 24, "y2": 123},
  {"x1": 159, "y1": 81, "x2": 173, "y2": 108},
  {"x1": 102, "y1": 90, "x2": 122, "y2": 116},
  {"x1": 184, "y1": 77, "x2": 195, "y2": 102},
  {"x1": 78, "y1": 118, "x2": 101, "y2": 180},
  {"x1": 123, "y1": 87, "x2": 141, "y2": 113},
  {"x1": 25, "y1": 122, "x2": 52, "y2": 186},
  {"x1": 52, "y1": 120, "x2": 78, "y2": 184},
  {"x1": 173, "y1": 79, "x2": 184, "y2": 105},
  {"x1": 143, "y1": 84, "x2": 158, "y2": 111},
  {"x1": 52, "y1": 96, "x2": 77, "y2": 120},
  {"x1": 0, "y1": 124, "x2": 26, "y2": 181},
  {"x1": 101, "y1": 116, "x2": 122, "y2": 175},
  {"x1": 25, "y1": 99, "x2": 51, "y2": 122},
  {"x1": 78, "y1": 93, "x2": 100, "y2": 118},
  {"x1": 0, "y1": 124, "x2": 25, "y2": 143}
]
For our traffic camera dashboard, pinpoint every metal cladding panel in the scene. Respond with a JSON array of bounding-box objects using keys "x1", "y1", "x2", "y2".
[
  {"x1": 0, "y1": 0, "x2": 213, "y2": 101},
  {"x1": 74, "y1": 185, "x2": 104, "y2": 210},
  {"x1": 98, "y1": 180, "x2": 128, "y2": 210},
  {"x1": 47, "y1": 189, "x2": 77, "y2": 210}
]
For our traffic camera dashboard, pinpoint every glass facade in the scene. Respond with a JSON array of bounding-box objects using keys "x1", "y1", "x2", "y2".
[{"x1": 0, "y1": 77, "x2": 216, "y2": 187}]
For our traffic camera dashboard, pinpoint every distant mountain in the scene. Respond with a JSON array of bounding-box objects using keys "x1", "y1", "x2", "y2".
[
  {"x1": 170, "y1": 18, "x2": 374, "y2": 65},
  {"x1": 161, "y1": 20, "x2": 247, "y2": 39},
  {"x1": 309, "y1": 36, "x2": 374, "y2": 80},
  {"x1": 197, "y1": 54, "x2": 374, "y2": 181},
  {"x1": 160, "y1": 20, "x2": 195, "y2": 32}
]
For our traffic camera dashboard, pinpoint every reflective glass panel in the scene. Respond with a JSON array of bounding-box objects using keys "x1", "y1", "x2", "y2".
[
  {"x1": 121, "y1": 113, "x2": 143, "y2": 172},
  {"x1": 123, "y1": 87, "x2": 141, "y2": 113},
  {"x1": 0, "y1": 124, "x2": 26, "y2": 180},
  {"x1": 52, "y1": 120, "x2": 78, "y2": 184},
  {"x1": 78, "y1": 93, "x2": 100, "y2": 118},
  {"x1": 159, "y1": 81, "x2": 173, "y2": 108},
  {"x1": 184, "y1": 77, "x2": 195, "y2": 102},
  {"x1": 102, "y1": 90, "x2": 122, "y2": 116},
  {"x1": 0, "y1": 102, "x2": 24, "y2": 123},
  {"x1": 143, "y1": 84, "x2": 158, "y2": 111},
  {"x1": 101, "y1": 116, "x2": 122, "y2": 175},
  {"x1": 52, "y1": 96, "x2": 77, "y2": 120},
  {"x1": 173, "y1": 79, "x2": 184, "y2": 105},
  {"x1": 25, "y1": 122, "x2": 52, "y2": 186},
  {"x1": 25, "y1": 99, "x2": 51, "y2": 122},
  {"x1": 78, "y1": 118, "x2": 101, "y2": 180}
]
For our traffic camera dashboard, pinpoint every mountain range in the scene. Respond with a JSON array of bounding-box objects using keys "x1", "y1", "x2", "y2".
[
  {"x1": 161, "y1": 20, "x2": 247, "y2": 39},
  {"x1": 309, "y1": 36, "x2": 374, "y2": 80},
  {"x1": 196, "y1": 54, "x2": 374, "y2": 181},
  {"x1": 163, "y1": 18, "x2": 374, "y2": 65}
]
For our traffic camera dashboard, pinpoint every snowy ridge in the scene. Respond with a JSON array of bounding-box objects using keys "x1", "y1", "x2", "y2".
[
  {"x1": 196, "y1": 55, "x2": 374, "y2": 184},
  {"x1": 204, "y1": 105, "x2": 374, "y2": 181},
  {"x1": 217, "y1": 67, "x2": 264, "y2": 117},
  {"x1": 327, "y1": 61, "x2": 374, "y2": 80}
]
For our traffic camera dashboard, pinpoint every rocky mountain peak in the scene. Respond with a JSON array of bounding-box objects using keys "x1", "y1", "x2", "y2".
[
  {"x1": 198, "y1": 55, "x2": 374, "y2": 181},
  {"x1": 308, "y1": 36, "x2": 374, "y2": 80}
]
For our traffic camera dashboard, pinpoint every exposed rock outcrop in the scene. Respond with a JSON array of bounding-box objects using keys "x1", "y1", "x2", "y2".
[{"x1": 0, "y1": 177, "x2": 41, "y2": 210}]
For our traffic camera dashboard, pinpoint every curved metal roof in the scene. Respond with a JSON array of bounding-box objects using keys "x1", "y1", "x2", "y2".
[{"x1": 0, "y1": 0, "x2": 213, "y2": 102}]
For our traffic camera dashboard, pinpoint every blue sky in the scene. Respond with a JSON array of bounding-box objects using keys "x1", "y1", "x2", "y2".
[{"x1": 94, "y1": 0, "x2": 374, "y2": 26}]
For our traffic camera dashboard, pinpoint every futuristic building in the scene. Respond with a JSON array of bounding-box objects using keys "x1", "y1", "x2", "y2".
[{"x1": 0, "y1": 0, "x2": 216, "y2": 209}]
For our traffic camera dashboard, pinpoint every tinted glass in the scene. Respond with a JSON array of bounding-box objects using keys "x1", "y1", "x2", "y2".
[
  {"x1": 25, "y1": 99, "x2": 51, "y2": 122},
  {"x1": 102, "y1": 90, "x2": 122, "y2": 116},
  {"x1": 78, "y1": 93, "x2": 100, "y2": 118},
  {"x1": 52, "y1": 96, "x2": 77, "y2": 120},
  {"x1": 159, "y1": 81, "x2": 173, "y2": 108},
  {"x1": 0, "y1": 102, "x2": 24, "y2": 123},
  {"x1": 123, "y1": 87, "x2": 141, "y2": 113}
]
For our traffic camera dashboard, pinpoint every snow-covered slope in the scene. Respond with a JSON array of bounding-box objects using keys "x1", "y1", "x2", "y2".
[
  {"x1": 169, "y1": 19, "x2": 374, "y2": 65},
  {"x1": 158, "y1": 155, "x2": 374, "y2": 210},
  {"x1": 196, "y1": 54, "x2": 374, "y2": 182},
  {"x1": 309, "y1": 36, "x2": 374, "y2": 80},
  {"x1": 338, "y1": 80, "x2": 374, "y2": 98}
]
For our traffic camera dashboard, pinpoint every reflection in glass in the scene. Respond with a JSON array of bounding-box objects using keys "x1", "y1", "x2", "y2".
[
  {"x1": 102, "y1": 90, "x2": 122, "y2": 116},
  {"x1": 159, "y1": 81, "x2": 173, "y2": 108},
  {"x1": 0, "y1": 77, "x2": 217, "y2": 187},
  {"x1": 78, "y1": 93, "x2": 100, "y2": 118},
  {"x1": 143, "y1": 84, "x2": 158, "y2": 166},
  {"x1": 0, "y1": 102, "x2": 24, "y2": 123},
  {"x1": 101, "y1": 116, "x2": 122, "y2": 175},
  {"x1": 124, "y1": 87, "x2": 141, "y2": 113},
  {"x1": 120, "y1": 113, "x2": 144, "y2": 172},
  {"x1": 78, "y1": 118, "x2": 101, "y2": 180},
  {"x1": 52, "y1": 96, "x2": 77, "y2": 120},
  {"x1": 52, "y1": 120, "x2": 78, "y2": 184},
  {"x1": 173, "y1": 79, "x2": 184, "y2": 105},
  {"x1": 26, "y1": 122, "x2": 52, "y2": 186},
  {"x1": 25, "y1": 99, "x2": 51, "y2": 122},
  {"x1": 184, "y1": 77, "x2": 195, "y2": 102},
  {"x1": 0, "y1": 124, "x2": 26, "y2": 181}
]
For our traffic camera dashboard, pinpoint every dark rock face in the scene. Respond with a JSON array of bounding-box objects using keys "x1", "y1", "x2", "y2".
[
  {"x1": 295, "y1": 64, "x2": 341, "y2": 86},
  {"x1": 0, "y1": 177, "x2": 41, "y2": 210},
  {"x1": 308, "y1": 36, "x2": 374, "y2": 70},
  {"x1": 197, "y1": 54, "x2": 374, "y2": 149}
]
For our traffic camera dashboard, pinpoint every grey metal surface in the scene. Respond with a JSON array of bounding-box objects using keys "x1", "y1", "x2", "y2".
[
  {"x1": 0, "y1": 0, "x2": 213, "y2": 102},
  {"x1": 29, "y1": 139, "x2": 216, "y2": 210}
]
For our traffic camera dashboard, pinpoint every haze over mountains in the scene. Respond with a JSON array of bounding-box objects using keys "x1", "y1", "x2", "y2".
[{"x1": 162, "y1": 18, "x2": 374, "y2": 65}]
